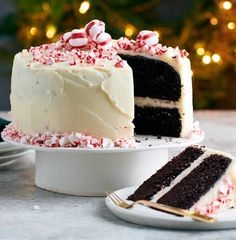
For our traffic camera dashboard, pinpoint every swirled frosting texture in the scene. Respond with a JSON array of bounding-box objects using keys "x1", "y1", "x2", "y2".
[{"x1": 10, "y1": 49, "x2": 134, "y2": 139}]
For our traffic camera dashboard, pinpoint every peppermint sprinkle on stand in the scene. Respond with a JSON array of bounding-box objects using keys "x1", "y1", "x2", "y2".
[{"x1": 2, "y1": 124, "x2": 136, "y2": 149}]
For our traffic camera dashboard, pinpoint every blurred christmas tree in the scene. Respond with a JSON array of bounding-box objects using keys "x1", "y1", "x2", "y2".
[{"x1": 0, "y1": 0, "x2": 235, "y2": 109}]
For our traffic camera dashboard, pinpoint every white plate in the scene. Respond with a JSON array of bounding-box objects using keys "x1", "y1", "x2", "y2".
[
  {"x1": 105, "y1": 186, "x2": 236, "y2": 230},
  {"x1": 0, "y1": 150, "x2": 32, "y2": 162},
  {"x1": 0, "y1": 142, "x2": 23, "y2": 154},
  {"x1": 2, "y1": 133, "x2": 204, "y2": 153},
  {"x1": 0, "y1": 142, "x2": 32, "y2": 166}
]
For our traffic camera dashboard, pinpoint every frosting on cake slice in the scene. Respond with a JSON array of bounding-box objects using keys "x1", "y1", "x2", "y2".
[{"x1": 128, "y1": 146, "x2": 236, "y2": 215}]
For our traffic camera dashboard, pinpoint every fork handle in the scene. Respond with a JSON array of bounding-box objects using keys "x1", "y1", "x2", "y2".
[
  {"x1": 137, "y1": 200, "x2": 186, "y2": 216},
  {"x1": 136, "y1": 200, "x2": 216, "y2": 223}
]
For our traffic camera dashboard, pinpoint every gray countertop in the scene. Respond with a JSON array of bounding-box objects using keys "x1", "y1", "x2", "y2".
[{"x1": 1, "y1": 110, "x2": 236, "y2": 240}]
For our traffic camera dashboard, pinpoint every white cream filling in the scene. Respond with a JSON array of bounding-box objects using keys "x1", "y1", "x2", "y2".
[{"x1": 135, "y1": 96, "x2": 178, "y2": 109}]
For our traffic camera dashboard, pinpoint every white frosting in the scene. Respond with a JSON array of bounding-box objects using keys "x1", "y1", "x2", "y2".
[
  {"x1": 117, "y1": 49, "x2": 193, "y2": 138},
  {"x1": 192, "y1": 174, "x2": 235, "y2": 215},
  {"x1": 192, "y1": 150, "x2": 236, "y2": 213},
  {"x1": 10, "y1": 50, "x2": 134, "y2": 140}
]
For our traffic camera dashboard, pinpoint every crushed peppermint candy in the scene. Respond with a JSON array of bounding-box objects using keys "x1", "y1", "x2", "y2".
[
  {"x1": 114, "y1": 36, "x2": 189, "y2": 59},
  {"x1": 115, "y1": 60, "x2": 124, "y2": 68},
  {"x1": 28, "y1": 39, "x2": 124, "y2": 68},
  {"x1": 185, "y1": 121, "x2": 204, "y2": 139},
  {"x1": 2, "y1": 124, "x2": 136, "y2": 149},
  {"x1": 194, "y1": 176, "x2": 234, "y2": 216},
  {"x1": 27, "y1": 20, "x2": 189, "y2": 70},
  {"x1": 28, "y1": 19, "x2": 124, "y2": 68},
  {"x1": 192, "y1": 121, "x2": 205, "y2": 137}
]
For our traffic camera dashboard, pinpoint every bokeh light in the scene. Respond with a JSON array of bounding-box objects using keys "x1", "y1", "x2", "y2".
[
  {"x1": 202, "y1": 55, "x2": 211, "y2": 64},
  {"x1": 46, "y1": 25, "x2": 57, "y2": 39},
  {"x1": 227, "y1": 22, "x2": 235, "y2": 30},
  {"x1": 30, "y1": 27, "x2": 38, "y2": 36},
  {"x1": 212, "y1": 53, "x2": 221, "y2": 63},
  {"x1": 125, "y1": 25, "x2": 135, "y2": 37},
  {"x1": 79, "y1": 1, "x2": 90, "y2": 14},
  {"x1": 210, "y1": 17, "x2": 218, "y2": 25},
  {"x1": 196, "y1": 47, "x2": 205, "y2": 56},
  {"x1": 221, "y1": 1, "x2": 232, "y2": 10}
]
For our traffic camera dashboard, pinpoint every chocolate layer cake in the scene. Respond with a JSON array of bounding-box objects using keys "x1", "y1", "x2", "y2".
[
  {"x1": 128, "y1": 146, "x2": 236, "y2": 215},
  {"x1": 115, "y1": 33, "x2": 193, "y2": 138}
]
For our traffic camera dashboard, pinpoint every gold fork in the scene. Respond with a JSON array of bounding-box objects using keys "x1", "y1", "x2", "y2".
[{"x1": 106, "y1": 191, "x2": 217, "y2": 223}]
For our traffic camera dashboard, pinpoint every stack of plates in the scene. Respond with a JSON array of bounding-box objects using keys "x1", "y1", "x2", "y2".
[{"x1": 0, "y1": 142, "x2": 32, "y2": 167}]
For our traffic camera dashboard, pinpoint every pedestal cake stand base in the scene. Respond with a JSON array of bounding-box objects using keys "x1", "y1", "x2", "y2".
[
  {"x1": 3, "y1": 134, "x2": 204, "y2": 196},
  {"x1": 35, "y1": 149, "x2": 167, "y2": 196}
]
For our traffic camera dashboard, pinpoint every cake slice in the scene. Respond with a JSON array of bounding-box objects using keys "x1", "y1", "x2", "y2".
[
  {"x1": 115, "y1": 33, "x2": 193, "y2": 138},
  {"x1": 128, "y1": 146, "x2": 236, "y2": 215}
]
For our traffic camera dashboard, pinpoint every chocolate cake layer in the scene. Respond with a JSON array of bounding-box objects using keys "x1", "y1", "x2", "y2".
[
  {"x1": 119, "y1": 54, "x2": 181, "y2": 101},
  {"x1": 157, "y1": 154, "x2": 232, "y2": 209},
  {"x1": 128, "y1": 146, "x2": 204, "y2": 201},
  {"x1": 134, "y1": 106, "x2": 181, "y2": 137}
]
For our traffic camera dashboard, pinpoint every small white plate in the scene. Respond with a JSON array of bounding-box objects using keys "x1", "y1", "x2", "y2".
[
  {"x1": 105, "y1": 186, "x2": 236, "y2": 230},
  {"x1": 0, "y1": 150, "x2": 32, "y2": 161},
  {"x1": 0, "y1": 142, "x2": 32, "y2": 166}
]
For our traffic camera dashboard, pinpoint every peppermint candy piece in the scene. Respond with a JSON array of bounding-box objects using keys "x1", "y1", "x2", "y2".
[
  {"x1": 69, "y1": 29, "x2": 88, "y2": 48},
  {"x1": 85, "y1": 19, "x2": 105, "y2": 41},
  {"x1": 101, "y1": 138, "x2": 114, "y2": 148},
  {"x1": 62, "y1": 31, "x2": 72, "y2": 42},
  {"x1": 96, "y1": 32, "x2": 112, "y2": 50},
  {"x1": 136, "y1": 30, "x2": 159, "y2": 47},
  {"x1": 117, "y1": 37, "x2": 132, "y2": 50}
]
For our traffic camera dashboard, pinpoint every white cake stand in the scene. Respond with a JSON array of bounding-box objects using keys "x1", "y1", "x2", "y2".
[{"x1": 3, "y1": 134, "x2": 204, "y2": 196}]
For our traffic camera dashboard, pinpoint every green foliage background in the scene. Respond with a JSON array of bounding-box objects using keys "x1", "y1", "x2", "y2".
[{"x1": 0, "y1": 0, "x2": 235, "y2": 109}]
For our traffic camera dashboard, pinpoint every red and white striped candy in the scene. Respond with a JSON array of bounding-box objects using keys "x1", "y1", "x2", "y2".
[
  {"x1": 136, "y1": 30, "x2": 159, "y2": 47},
  {"x1": 85, "y1": 19, "x2": 105, "y2": 41},
  {"x1": 69, "y1": 29, "x2": 88, "y2": 48},
  {"x1": 117, "y1": 37, "x2": 132, "y2": 50},
  {"x1": 62, "y1": 31, "x2": 72, "y2": 42},
  {"x1": 96, "y1": 32, "x2": 112, "y2": 50}
]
